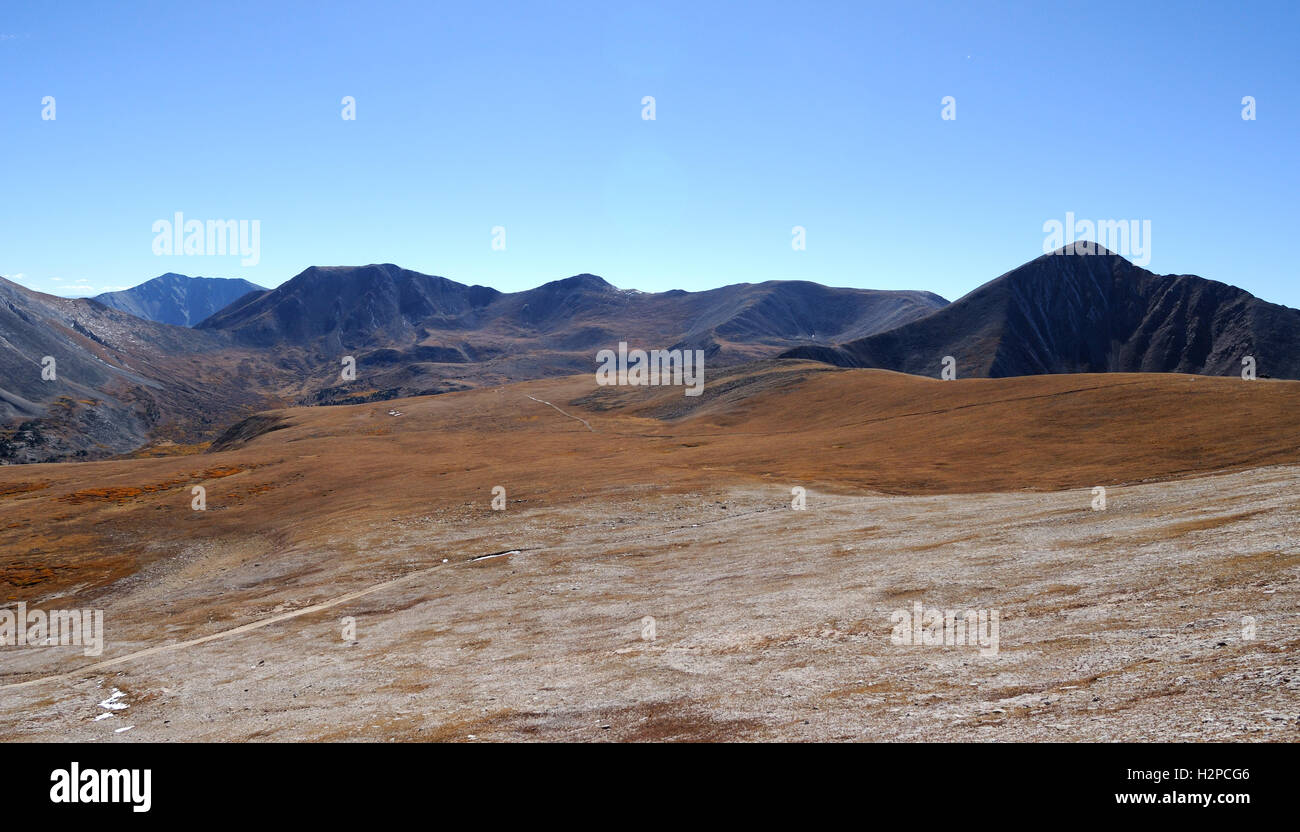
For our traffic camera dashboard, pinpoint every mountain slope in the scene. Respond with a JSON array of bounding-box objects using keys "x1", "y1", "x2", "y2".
[
  {"x1": 782, "y1": 245, "x2": 1300, "y2": 379},
  {"x1": 93, "y1": 273, "x2": 266, "y2": 327},
  {"x1": 0, "y1": 278, "x2": 273, "y2": 462}
]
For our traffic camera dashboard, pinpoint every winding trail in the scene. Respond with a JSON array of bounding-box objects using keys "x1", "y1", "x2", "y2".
[{"x1": 526, "y1": 395, "x2": 595, "y2": 431}]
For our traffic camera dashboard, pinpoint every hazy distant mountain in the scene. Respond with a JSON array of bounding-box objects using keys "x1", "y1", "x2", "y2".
[
  {"x1": 782, "y1": 245, "x2": 1300, "y2": 380},
  {"x1": 94, "y1": 273, "x2": 266, "y2": 327}
]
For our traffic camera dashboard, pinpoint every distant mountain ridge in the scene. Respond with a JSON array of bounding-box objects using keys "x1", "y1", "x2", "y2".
[
  {"x1": 197, "y1": 263, "x2": 946, "y2": 355},
  {"x1": 195, "y1": 263, "x2": 949, "y2": 402},
  {"x1": 94, "y1": 273, "x2": 266, "y2": 327},
  {"x1": 5, "y1": 250, "x2": 1299, "y2": 464},
  {"x1": 782, "y1": 245, "x2": 1300, "y2": 380},
  {"x1": 1, "y1": 265, "x2": 946, "y2": 459}
]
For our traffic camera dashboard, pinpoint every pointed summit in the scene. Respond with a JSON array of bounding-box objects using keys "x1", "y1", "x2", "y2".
[{"x1": 782, "y1": 249, "x2": 1300, "y2": 379}]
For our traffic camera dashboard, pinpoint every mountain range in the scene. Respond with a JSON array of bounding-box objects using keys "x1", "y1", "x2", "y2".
[
  {"x1": 1, "y1": 247, "x2": 1296, "y2": 462},
  {"x1": 195, "y1": 264, "x2": 947, "y2": 402}
]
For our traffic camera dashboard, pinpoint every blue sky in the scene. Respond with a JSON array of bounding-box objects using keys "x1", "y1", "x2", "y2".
[{"x1": 1, "y1": 0, "x2": 1297, "y2": 306}]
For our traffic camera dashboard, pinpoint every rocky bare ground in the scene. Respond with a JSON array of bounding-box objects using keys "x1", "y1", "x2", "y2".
[{"x1": 1, "y1": 466, "x2": 1296, "y2": 742}]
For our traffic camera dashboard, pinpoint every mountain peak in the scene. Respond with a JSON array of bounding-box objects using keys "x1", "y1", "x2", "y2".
[
  {"x1": 1044, "y1": 242, "x2": 1123, "y2": 258},
  {"x1": 783, "y1": 251, "x2": 1300, "y2": 379},
  {"x1": 94, "y1": 274, "x2": 266, "y2": 327},
  {"x1": 540, "y1": 273, "x2": 616, "y2": 292}
]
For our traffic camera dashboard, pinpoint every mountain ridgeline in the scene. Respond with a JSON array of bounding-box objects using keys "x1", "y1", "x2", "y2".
[
  {"x1": 2, "y1": 249, "x2": 1298, "y2": 463},
  {"x1": 197, "y1": 264, "x2": 946, "y2": 355},
  {"x1": 193, "y1": 264, "x2": 950, "y2": 404},
  {"x1": 0, "y1": 265, "x2": 945, "y2": 460}
]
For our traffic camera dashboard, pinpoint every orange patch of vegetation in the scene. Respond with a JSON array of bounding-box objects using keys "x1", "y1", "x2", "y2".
[
  {"x1": 1, "y1": 564, "x2": 61, "y2": 589},
  {"x1": 0, "y1": 481, "x2": 49, "y2": 499},
  {"x1": 0, "y1": 545, "x2": 138, "y2": 598},
  {"x1": 197, "y1": 466, "x2": 245, "y2": 479},
  {"x1": 57, "y1": 477, "x2": 189, "y2": 505},
  {"x1": 58, "y1": 486, "x2": 150, "y2": 505},
  {"x1": 48, "y1": 464, "x2": 258, "y2": 506}
]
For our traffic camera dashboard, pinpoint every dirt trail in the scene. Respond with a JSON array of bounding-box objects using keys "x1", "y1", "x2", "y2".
[{"x1": 526, "y1": 394, "x2": 595, "y2": 431}]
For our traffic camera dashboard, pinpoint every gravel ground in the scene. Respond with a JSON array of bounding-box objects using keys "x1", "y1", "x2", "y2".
[{"x1": 2, "y1": 463, "x2": 1296, "y2": 742}]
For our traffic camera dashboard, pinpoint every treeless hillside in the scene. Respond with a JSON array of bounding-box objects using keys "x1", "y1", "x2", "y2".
[{"x1": 2, "y1": 361, "x2": 1298, "y2": 605}]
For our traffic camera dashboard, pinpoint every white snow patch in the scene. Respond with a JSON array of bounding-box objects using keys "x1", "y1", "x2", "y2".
[{"x1": 98, "y1": 688, "x2": 129, "y2": 711}]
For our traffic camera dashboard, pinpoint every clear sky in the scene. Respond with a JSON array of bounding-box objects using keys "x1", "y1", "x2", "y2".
[{"x1": 1, "y1": 0, "x2": 1297, "y2": 306}]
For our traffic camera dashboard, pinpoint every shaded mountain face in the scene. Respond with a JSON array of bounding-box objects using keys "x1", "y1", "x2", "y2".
[
  {"x1": 93, "y1": 273, "x2": 267, "y2": 327},
  {"x1": 196, "y1": 263, "x2": 948, "y2": 403},
  {"x1": 782, "y1": 245, "x2": 1300, "y2": 380},
  {"x1": 0, "y1": 280, "x2": 274, "y2": 462}
]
